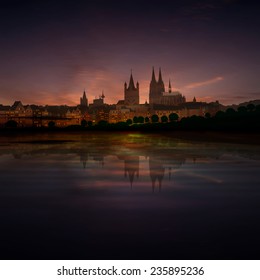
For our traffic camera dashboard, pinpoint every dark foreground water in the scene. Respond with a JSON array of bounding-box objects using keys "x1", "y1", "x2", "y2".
[{"x1": 0, "y1": 132, "x2": 260, "y2": 259}]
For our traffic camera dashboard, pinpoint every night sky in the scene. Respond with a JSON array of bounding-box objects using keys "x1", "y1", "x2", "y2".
[{"x1": 1, "y1": 0, "x2": 260, "y2": 105}]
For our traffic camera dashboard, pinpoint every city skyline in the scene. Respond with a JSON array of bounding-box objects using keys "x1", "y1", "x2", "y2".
[{"x1": 1, "y1": 0, "x2": 260, "y2": 106}]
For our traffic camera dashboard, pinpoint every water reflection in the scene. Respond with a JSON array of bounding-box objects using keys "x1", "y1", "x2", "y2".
[
  {"x1": 1, "y1": 133, "x2": 258, "y2": 192},
  {"x1": 0, "y1": 133, "x2": 260, "y2": 259},
  {"x1": 124, "y1": 155, "x2": 139, "y2": 189},
  {"x1": 0, "y1": 140, "x2": 203, "y2": 191}
]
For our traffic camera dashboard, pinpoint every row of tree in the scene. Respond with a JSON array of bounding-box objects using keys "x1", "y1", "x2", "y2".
[
  {"x1": 88, "y1": 104, "x2": 260, "y2": 131},
  {"x1": 130, "y1": 113, "x2": 179, "y2": 125}
]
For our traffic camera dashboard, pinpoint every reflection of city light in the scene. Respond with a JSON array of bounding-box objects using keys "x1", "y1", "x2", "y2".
[{"x1": 128, "y1": 133, "x2": 143, "y2": 138}]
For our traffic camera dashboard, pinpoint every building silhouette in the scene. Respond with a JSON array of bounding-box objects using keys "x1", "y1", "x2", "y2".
[
  {"x1": 0, "y1": 69, "x2": 223, "y2": 128},
  {"x1": 80, "y1": 89, "x2": 88, "y2": 107},
  {"x1": 149, "y1": 67, "x2": 165, "y2": 105},
  {"x1": 124, "y1": 72, "x2": 139, "y2": 105},
  {"x1": 90, "y1": 91, "x2": 105, "y2": 108},
  {"x1": 149, "y1": 67, "x2": 186, "y2": 106}
]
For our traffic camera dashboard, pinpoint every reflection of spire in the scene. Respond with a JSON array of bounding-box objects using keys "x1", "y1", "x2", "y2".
[
  {"x1": 168, "y1": 167, "x2": 172, "y2": 180},
  {"x1": 149, "y1": 157, "x2": 165, "y2": 192},
  {"x1": 101, "y1": 159, "x2": 104, "y2": 167},
  {"x1": 124, "y1": 156, "x2": 140, "y2": 189},
  {"x1": 80, "y1": 152, "x2": 88, "y2": 169}
]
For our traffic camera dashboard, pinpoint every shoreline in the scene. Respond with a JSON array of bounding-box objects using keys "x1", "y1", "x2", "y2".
[{"x1": 0, "y1": 128, "x2": 260, "y2": 145}]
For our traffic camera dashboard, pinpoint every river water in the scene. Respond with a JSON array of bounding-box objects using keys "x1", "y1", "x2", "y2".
[{"x1": 0, "y1": 132, "x2": 260, "y2": 259}]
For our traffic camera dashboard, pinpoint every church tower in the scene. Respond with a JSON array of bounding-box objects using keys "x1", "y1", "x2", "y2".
[
  {"x1": 149, "y1": 67, "x2": 157, "y2": 105},
  {"x1": 168, "y1": 79, "x2": 172, "y2": 93},
  {"x1": 157, "y1": 67, "x2": 165, "y2": 93},
  {"x1": 80, "y1": 89, "x2": 88, "y2": 107},
  {"x1": 124, "y1": 71, "x2": 139, "y2": 105},
  {"x1": 149, "y1": 67, "x2": 165, "y2": 105}
]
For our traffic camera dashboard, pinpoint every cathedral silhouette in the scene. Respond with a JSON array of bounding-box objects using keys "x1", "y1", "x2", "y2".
[
  {"x1": 149, "y1": 67, "x2": 186, "y2": 106},
  {"x1": 123, "y1": 67, "x2": 186, "y2": 107}
]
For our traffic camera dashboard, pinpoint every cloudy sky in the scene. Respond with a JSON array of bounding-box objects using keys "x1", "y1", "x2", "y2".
[{"x1": 0, "y1": 0, "x2": 260, "y2": 105}]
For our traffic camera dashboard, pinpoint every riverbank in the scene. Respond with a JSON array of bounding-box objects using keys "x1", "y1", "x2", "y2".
[{"x1": 0, "y1": 127, "x2": 260, "y2": 146}]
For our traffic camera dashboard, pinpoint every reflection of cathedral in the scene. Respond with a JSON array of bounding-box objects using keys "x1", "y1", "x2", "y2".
[
  {"x1": 77, "y1": 143, "x2": 187, "y2": 191},
  {"x1": 122, "y1": 153, "x2": 185, "y2": 191},
  {"x1": 149, "y1": 157, "x2": 165, "y2": 192},
  {"x1": 80, "y1": 152, "x2": 88, "y2": 168},
  {"x1": 79, "y1": 151, "x2": 104, "y2": 168},
  {"x1": 149, "y1": 155, "x2": 186, "y2": 191},
  {"x1": 124, "y1": 156, "x2": 139, "y2": 188}
]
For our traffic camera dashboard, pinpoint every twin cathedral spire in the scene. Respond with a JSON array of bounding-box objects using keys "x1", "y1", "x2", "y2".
[{"x1": 124, "y1": 67, "x2": 179, "y2": 106}]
